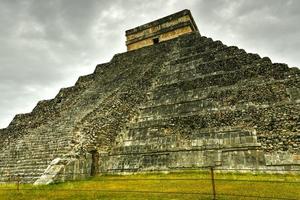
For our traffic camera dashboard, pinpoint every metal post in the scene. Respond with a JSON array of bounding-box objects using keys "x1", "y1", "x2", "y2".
[
  {"x1": 16, "y1": 175, "x2": 20, "y2": 191},
  {"x1": 210, "y1": 167, "x2": 216, "y2": 200}
]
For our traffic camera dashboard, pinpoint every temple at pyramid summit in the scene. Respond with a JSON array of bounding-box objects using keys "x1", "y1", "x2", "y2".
[
  {"x1": 0, "y1": 9, "x2": 299, "y2": 184},
  {"x1": 126, "y1": 9, "x2": 199, "y2": 51}
]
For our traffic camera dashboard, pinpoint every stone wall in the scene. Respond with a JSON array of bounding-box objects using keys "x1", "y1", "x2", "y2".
[
  {"x1": 126, "y1": 9, "x2": 198, "y2": 51},
  {"x1": 0, "y1": 32, "x2": 187, "y2": 183},
  {"x1": 0, "y1": 31, "x2": 299, "y2": 184},
  {"x1": 102, "y1": 32, "x2": 300, "y2": 173},
  {"x1": 127, "y1": 26, "x2": 193, "y2": 51}
]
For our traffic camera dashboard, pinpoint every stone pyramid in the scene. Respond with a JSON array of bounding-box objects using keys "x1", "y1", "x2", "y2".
[{"x1": 0, "y1": 10, "x2": 299, "y2": 184}]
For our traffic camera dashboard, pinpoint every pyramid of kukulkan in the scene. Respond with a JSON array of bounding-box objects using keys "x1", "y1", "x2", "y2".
[{"x1": 0, "y1": 10, "x2": 299, "y2": 184}]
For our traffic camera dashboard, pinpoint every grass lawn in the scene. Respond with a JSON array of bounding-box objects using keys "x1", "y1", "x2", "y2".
[{"x1": 0, "y1": 171, "x2": 299, "y2": 200}]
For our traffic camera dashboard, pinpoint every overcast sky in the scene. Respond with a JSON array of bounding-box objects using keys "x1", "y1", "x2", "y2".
[{"x1": 0, "y1": 0, "x2": 299, "y2": 128}]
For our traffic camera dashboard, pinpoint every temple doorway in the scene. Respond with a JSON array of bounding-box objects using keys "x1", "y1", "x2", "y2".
[{"x1": 90, "y1": 150, "x2": 99, "y2": 176}]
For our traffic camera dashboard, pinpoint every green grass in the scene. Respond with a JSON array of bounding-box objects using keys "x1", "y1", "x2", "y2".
[{"x1": 0, "y1": 171, "x2": 299, "y2": 200}]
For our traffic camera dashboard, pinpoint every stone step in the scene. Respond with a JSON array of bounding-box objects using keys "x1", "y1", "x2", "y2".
[
  {"x1": 1, "y1": 130, "x2": 74, "y2": 141},
  {"x1": 144, "y1": 78, "x2": 295, "y2": 109},
  {"x1": 0, "y1": 161, "x2": 49, "y2": 168},
  {"x1": 151, "y1": 61, "x2": 288, "y2": 100},
  {"x1": 178, "y1": 39, "x2": 225, "y2": 57},
  {"x1": 111, "y1": 142, "x2": 261, "y2": 156},
  {"x1": 126, "y1": 126, "x2": 257, "y2": 139},
  {"x1": 169, "y1": 42, "x2": 226, "y2": 65},
  {"x1": 138, "y1": 102, "x2": 296, "y2": 123},
  {"x1": 167, "y1": 40, "x2": 224, "y2": 63},
  {"x1": 160, "y1": 46, "x2": 248, "y2": 77},
  {"x1": 170, "y1": 37, "x2": 212, "y2": 54},
  {"x1": 140, "y1": 85, "x2": 290, "y2": 119},
  {"x1": 0, "y1": 150, "x2": 69, "y2": 161},
  {"x1": 140, "y1": 99, "x2": 217, "y2": 119},
  {"x1": 0, "y1": 150, "x2": 68, "y2": 158},
  {"x1": 2, "y1": 142, "x2": 72, "y2": 149},
  {"x1": 0, "y1": 150, "x2": 68, "y2": 157},
  {"x1": 1, "y1": 136, "x2": 73, "y2": 146},
  {"x1": 131, "y1": 101, "x2": 299, "y2": 129},
  {"x1": 0, "y1": 146, "x2": 71, "y2": 156},
  {"x1": 176, "y1": 35, "x2": 212, "y2": 49},
  {"x1": 0, "y1": 165, "x2": 48, "y2": 172},
  {"x1": 9, "y1": 140, "x2": 71, "y2": 146},
  {"x1": 155, "y1": 54, "x2": 263, "y2": 88}
]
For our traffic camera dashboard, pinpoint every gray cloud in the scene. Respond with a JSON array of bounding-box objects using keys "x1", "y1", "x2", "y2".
[
  {"x1": 191, "y1": 0, "x2": 300, "y2": 66},
  {"x1": 0, "y1": 0, "x2": 299, "y2": 128}
]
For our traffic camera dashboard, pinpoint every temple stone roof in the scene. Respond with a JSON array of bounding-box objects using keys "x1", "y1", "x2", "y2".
[{"x1": 125, "y1": 9, "x2": 199, "y2": 51}]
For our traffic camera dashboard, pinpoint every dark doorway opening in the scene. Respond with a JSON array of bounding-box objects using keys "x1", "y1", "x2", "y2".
[
  {"x1": 90, "y1": 150, "x2": 99, "y2": 176},
  {"x1": 153, "y1": 38, "x2": 159, "y2": 44}
]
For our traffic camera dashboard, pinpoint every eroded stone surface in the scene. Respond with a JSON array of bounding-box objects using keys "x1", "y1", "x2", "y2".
[{"x1": 0, "y1": 31, "x2": 299, "y2": 183}]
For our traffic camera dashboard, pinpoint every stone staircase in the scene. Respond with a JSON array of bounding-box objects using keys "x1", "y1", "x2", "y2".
[
  {"x1": 0, "y1": 33, "x2": 188, "y2": 183},
  {"x1": 0, "y1": 31, "x2": 299, "y2": 183},
  {"x1": 0, "y1": 126, "x2": 73, "y2": 182},
  {"x1": 99, "y1": 32, "x2": 300, "y2": 173}
]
